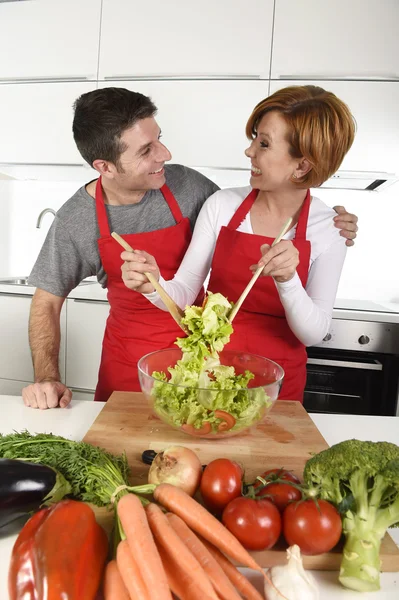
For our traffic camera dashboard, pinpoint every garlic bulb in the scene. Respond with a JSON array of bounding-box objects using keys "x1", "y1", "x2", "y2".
[{"x1": 264, "y1": 545, "x2": 319, "y2": 600}]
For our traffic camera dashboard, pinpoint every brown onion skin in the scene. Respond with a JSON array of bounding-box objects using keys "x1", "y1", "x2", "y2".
[{"x1": 148, "y1": 446, "x2": 202, "y2": 496}]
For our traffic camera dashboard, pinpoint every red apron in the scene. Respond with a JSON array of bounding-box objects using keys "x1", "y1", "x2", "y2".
[
  {"x1": 94, "y1": 177, "x2": 203, "y2": 401},
  {"x1": 207, "y1": 189, "x2": 311, "y2": 402}
]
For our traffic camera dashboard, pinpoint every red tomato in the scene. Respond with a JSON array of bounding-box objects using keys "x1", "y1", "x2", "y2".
[
  {"x1": 200, "y1": 459, "x2": 243, "y2": 513},
  {"x1": 283, "y1": 499, "x2": 342, "y2": 555},
  {"x1": 222, "y1": 497, "x2": 282, "y2": 551},
  {"x1": 254, "y1": 468, "x2": 302, "y2": 512}
]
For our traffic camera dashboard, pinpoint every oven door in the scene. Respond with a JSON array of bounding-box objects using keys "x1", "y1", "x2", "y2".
[{"x1": 304, "y1": 349, "x2": 385, "y2": 415}]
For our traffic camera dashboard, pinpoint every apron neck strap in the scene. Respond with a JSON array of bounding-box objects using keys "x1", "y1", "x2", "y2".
[
  {"x1": 95, "y1": 180, "x2": 184, "y2": 239},
  {"x1": 95, "y1": 177, "x2": 110, "y2": 238},
  {"x1": 295, "y1": 189, "x2": 311, "y2": 240},
  {"x1": 160, "y1": 184, "x2": 184, "y2": 223},
  {"x1": 228, "y1": 188, "x2": 310, "y2": 241},
  {"x1": 227, "y1": 188, "x2": 259, "y2": 230}
]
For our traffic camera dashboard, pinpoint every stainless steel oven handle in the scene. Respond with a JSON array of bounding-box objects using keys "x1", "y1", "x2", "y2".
[{"x1": 306, "y1": 358, "x2": 383, "y2": 371}]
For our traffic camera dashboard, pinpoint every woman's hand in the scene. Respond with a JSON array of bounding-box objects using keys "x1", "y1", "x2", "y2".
[
  {"x1": 120, "y1": 249, "x2": 160, "y2": 294},
  {"x1": 250, "y1": 240, "x2": 299, "y2": 283}
]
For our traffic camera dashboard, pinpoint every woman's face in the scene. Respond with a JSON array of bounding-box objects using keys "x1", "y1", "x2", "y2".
[{"x1": 245, "y1": 111, "x2": 302, "y2": 192}]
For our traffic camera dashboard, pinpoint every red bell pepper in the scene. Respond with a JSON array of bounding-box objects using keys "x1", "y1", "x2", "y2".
[{"x1": 8, "y1": 499, "x2": 108, "y2": 600}]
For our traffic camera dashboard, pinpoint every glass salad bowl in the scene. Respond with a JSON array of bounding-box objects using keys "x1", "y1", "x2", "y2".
[{"x1": 138, "y1": 348, "x2": 284, "y2": 439}]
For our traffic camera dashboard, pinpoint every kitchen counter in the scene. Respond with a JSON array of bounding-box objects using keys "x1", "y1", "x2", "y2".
[
  {"x1": 0, "y1": 396, "x2": 398, "y2": 599},
  {"x1": 1, "y1": 280, "x2": 398, "y2": 323}
]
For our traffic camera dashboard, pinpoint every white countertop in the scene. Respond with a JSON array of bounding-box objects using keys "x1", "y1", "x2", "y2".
[{"x1": 0, "y1": 396, "x2": 398, "y2": 599}]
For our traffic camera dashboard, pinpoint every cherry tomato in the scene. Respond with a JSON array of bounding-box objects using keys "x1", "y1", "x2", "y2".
[
  {"x1": 222, "y1": 497, "x2": 282, "y2": 551},
  {"x1": 254, "y1": 468, "x2": 302, "y2": 512},
  {"x1": 283, "y1": 499, "x2": 342, "y2": 555},
  {"x1": 200, "y1": 458, "x2": 243, "y2": 513}
]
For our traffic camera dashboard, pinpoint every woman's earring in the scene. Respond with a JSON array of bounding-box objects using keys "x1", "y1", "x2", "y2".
[{"x1": 292, "y1": 173, "x2": 297, "y2": 179}]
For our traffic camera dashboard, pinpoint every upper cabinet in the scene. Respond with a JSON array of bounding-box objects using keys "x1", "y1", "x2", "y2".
[
  {"x1": 0, "y1": 0, "x2": 101, "y2": 81},
  {"x1": 98, "y1": 0, "x2": 274, "y2": 80},
  {"x1": 0, "y1": 82, "x2": 96, "y2": 164},
  {"x1": 99, "y1": 80, "x2": 269, "y2": 169},
  {"x1": 269, "y1": 80, "x2": 399, "y2": 174},
  {"x1": 271, "y1": 0, "x2": 399, "y2": 81}
]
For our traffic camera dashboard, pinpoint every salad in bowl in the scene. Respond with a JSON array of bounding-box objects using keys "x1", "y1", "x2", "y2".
[{"x1": 138, "y1": 292, "x2": 284, "y2": 438}]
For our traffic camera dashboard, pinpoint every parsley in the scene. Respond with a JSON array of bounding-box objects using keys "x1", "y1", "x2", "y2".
[{"x1": 0, "y1": 431, "x2": 154, "y2": 507}]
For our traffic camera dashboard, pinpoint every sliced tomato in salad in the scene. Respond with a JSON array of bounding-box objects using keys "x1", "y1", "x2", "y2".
[
  {"x1": 214, "y1": 410, "x2": 236, "y2": 432},
  {"x1": 181, "y1": 422, "x2": 212, "y2": 435}
]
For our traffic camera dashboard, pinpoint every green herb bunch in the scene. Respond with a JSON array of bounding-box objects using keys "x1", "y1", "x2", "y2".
[{"x1": 0, "y1": 431, "x2": 154, "y2": 507}]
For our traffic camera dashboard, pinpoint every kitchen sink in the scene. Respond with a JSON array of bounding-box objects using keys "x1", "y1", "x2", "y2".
[{"x1": 0, "y1": 277, "x2": 96, "y2": 287}]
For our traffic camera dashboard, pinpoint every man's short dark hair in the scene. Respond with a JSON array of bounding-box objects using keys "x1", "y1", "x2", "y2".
[{"x1": 72, "y1": 87, "x2": 157, "y2": 168}]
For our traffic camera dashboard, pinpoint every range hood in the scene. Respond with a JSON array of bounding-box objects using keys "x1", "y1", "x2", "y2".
[{"x1": 0, "y1": 163, "x2": 397, "y2": 191}]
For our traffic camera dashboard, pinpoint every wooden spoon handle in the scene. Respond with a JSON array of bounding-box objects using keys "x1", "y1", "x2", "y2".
[
  {"x1": 229, "y1": 217, "x2": 293, "y2": 324},
  {"x1": 111, "y1": 232, "x2": 188, "y2": 333}
]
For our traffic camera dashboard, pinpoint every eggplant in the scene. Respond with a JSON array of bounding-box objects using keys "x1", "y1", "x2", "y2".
[{"x1": 0, "y1": 458, "x2": 72, "y2": 529}]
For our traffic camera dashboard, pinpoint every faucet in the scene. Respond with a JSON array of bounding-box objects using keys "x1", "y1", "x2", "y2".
[{"x1": 36, "y1": 208, "x2": 56, "y2": 229}]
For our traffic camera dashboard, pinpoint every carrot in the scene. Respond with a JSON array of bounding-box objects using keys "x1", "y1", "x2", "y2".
[
  {"x1": 156, "y1": 542, "x2": 216, "y2": 600},
  {"x1": 154, "y1": 483, "x2": 264, "y2": 575},
  {"x1": 116, "y1": 540, "x2": 149, "y2": 600},
  {"x1": 167, "y1": 512, "x2": 242, "y2": 600},
  {"x1": 117, "y1": 493, "x2": 172, "y2": 600},
  {"x1": 200, "y1": 538, "x2": 265, "y2": 600},
  {"x1": 146, "y1": 502, "x2": 219, "y2": 600},
  {"x1": 103, "y1": 559, "x2": 130, "y2": 600}
]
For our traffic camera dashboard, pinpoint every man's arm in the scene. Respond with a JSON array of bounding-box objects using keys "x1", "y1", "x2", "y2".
[{"x1": 22, "y1": 289, "x2": 72, "y2": 410}]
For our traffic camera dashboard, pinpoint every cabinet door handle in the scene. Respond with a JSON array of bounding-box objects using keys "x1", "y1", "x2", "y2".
[
  {"x1": 72, "y1": 299, "x2": 108, "y2": 305},
  {"x1": 307, "y1": 358, "x2": 383, "y2": 371},
  {"x1": 0, "y1": 292, "x2": 33, "y2": 299},
  {"x1": 277, "y1": 74, "x2": 399, "y2": 81},
  {"x1": 0, "y1": 76, "x2": 93, "y2": 83},
  {"x1": 103, "y1": 74, "x2": 263, "y2": 81}
]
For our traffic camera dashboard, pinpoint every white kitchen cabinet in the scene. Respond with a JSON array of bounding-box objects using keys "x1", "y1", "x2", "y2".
[
  {"x1": 99, "y1": 80, "x2": 269, "y2": 168},
  {"x1": 0, "y1": 82, "x2": 96, "y2": 164},
  {"x1": 0, "y1": 0, "x2": 101, "y2": 81},
  {"x1": 269, "y1": 80, "x2": 399, "y2": 174},
  {"x1": 271, "y1": 0, "x2": 399, "y2": 81},
  {"x1": 65, "y1": 299, "x2": 110, "y2": 391},
  {"x1": 0, "y1": 292, "x2": 66, "y2": 385},
  {"x1": 98, "y1": 0, "x2": 273, "y2": 80},
  {"x1": 0, "y1": 378, "x2": 32, "y2": 397}
]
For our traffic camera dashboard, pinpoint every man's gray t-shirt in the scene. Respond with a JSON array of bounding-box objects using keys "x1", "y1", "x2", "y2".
[{"x1": 29, "y1": 164, "x2": 219, "y2": 297}]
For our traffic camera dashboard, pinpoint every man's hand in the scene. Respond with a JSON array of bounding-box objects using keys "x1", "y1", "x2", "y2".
[
  {"x1": 250, "y1": 240, "x2": 299, "y2": 283},
  {"x1": 22, "y1": 381, "x2": 72, "y2": 409},
  {"x1": 121, "y1": 249, "x2": 160, "y2": 294},
  {"x1": 333, "y1": 206, "x2": 358, "y2": 247}
]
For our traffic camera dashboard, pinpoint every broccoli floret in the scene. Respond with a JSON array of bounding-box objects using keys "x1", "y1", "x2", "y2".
[{"x1": 303, "y1": 439, "x2": 399, "y2": 592}]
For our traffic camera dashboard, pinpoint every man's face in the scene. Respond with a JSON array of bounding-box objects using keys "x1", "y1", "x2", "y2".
[{"x1": 114, "y1": 117, "x2": 172, "y2": 191}]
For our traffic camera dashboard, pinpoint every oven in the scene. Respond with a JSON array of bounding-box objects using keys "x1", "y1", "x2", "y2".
[{"x1": 303, "y1": 313, "x2": 399, "y2": 416}]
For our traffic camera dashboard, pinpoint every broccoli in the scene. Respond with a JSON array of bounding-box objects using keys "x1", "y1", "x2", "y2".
[{"x1": 303, "y1": 439, "x2": 399, "y2": 592}]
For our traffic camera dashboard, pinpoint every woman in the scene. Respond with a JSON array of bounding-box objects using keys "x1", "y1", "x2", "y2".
[{"x1": 121, "y1": 85, "x2": 356, "y2": 402}]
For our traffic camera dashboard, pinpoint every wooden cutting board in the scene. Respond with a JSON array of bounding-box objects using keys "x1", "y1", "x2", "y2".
[{"x1": 83, "y1": 391, "x2": 399, "y2": 571}]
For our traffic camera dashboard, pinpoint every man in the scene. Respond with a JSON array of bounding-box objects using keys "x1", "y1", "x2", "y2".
[{"x1": 22, "y1": 88, "x2": 358, "y2": 409}]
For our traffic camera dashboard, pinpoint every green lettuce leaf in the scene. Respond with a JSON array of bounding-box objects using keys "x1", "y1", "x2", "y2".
[{"x1": 151, "y1": 292, "x2": 271, "y2": 433}]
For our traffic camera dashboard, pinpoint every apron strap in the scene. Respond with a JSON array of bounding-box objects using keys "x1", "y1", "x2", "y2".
[
  {"x1": 160, "y1": 184, "x2": 184, "y2": 223},
  {"x1": 295, "y1": 189, "x2": 311, "y2": 241},
  {"x1": 95, "y1": 177, "x2": 111, "y2": 238},
  {"x1": 227, "y1": 188, "x2": 310, "y2": 241},
  {"x1": 95, "y1": 179, "x2": 184, "y2": 240},
  {"x1": 227, "y1": 188, "x2": 259, "y2": 230}
]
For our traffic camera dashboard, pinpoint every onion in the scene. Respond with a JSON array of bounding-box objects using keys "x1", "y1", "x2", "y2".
[{"x1": 148, "y1": 446, "x2": 202, "y2": 496}]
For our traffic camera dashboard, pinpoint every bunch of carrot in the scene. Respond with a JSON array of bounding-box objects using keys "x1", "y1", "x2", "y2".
[{"x1": 103, "y1": 483, "x2": 285, "y2": 600}]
